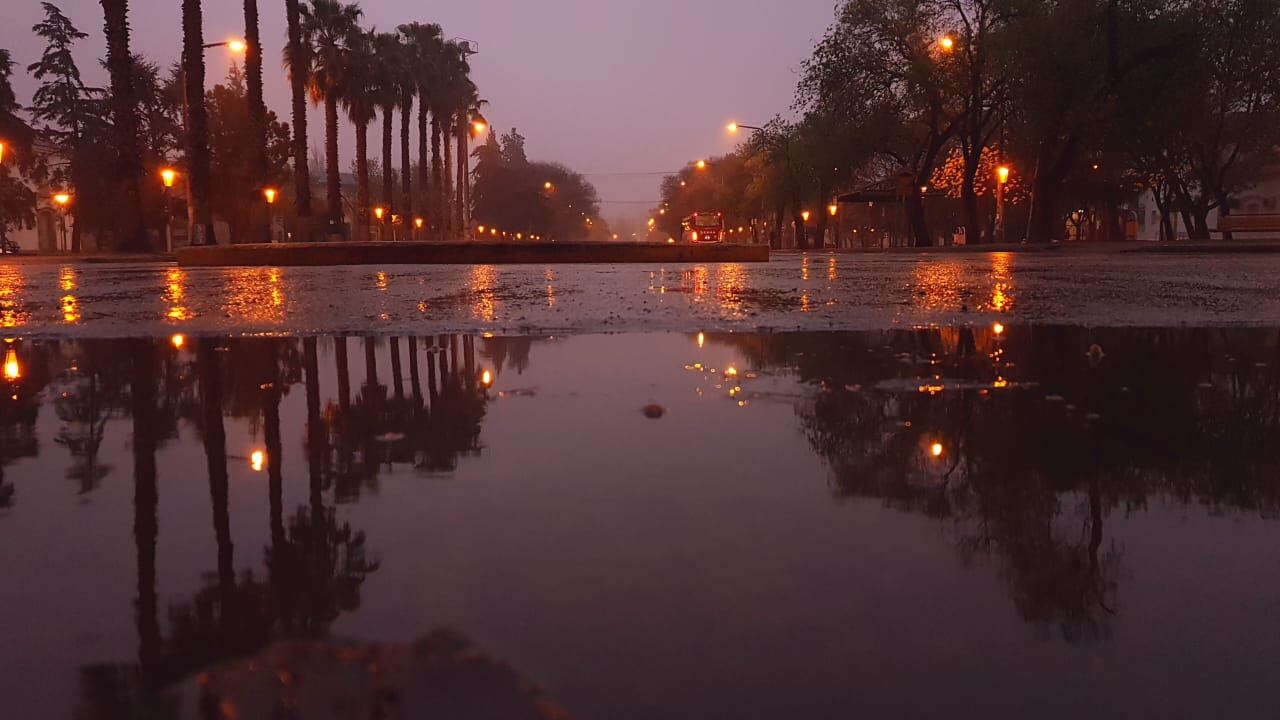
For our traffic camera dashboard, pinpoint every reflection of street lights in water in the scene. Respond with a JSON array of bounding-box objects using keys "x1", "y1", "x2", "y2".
[
  {"x1": 480, "y1": 369, "x2": 493, "y2": 387},
  {"x1": 930, "y1": 442, "x2": 944, "y2": 458},
  {"x1": 3, "y1": 347, "x2": 20, "y2": 381}
]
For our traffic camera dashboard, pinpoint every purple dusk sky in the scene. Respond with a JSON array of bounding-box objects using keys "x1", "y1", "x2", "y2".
[{"x1": 5, "y1": 0, "x2": 835, "y2": 225}]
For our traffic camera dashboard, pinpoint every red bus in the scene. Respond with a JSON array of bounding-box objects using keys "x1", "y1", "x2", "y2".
[{"x1": 680, "y1": 212, "x2": 724, "y2": 243}]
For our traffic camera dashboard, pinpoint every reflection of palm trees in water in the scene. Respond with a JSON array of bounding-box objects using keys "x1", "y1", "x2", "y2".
[
  {"x1": 325, "y1": 334, "x2": 491, "y2": 501},
  {"x1": 718, "y1": 327, "x2": 1280, "y2": 641},
  {"x1": 79, "y1": 337, "x2": 381, "y2": 714}
]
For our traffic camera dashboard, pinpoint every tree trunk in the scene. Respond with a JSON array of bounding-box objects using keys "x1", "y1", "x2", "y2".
[
  {"x1": 961, "y1": 156, "x2": 981, "y2": 244},
  {"x1": 198, "y1": 338, "x2": 235, "y2": 635},
  {"x1": 355, "y1": 118, "x2": 370, "y2": 240},
  {"x1": 183, "y1": 0, "x2": 216, "y2": 245},
  {"x1": 793, "y1": 213, "x2": 807, "y2": 251},
  {"x1": 381, "y1": 107, "x2": 394, "y2": 215},
  {"x1": 1215, "y1": 189, "x2": 1233, "y2": 241},
  {"x1": 400, "y1": 94, "x2": 413, "y2": 222},
  {"x1": 442, "y1": 114, "x2": 454, "y2": 240},
  {"x1": 417, "y1": 102, "x2": 429, "y2": 230},
  {"x1": 324, "y1": 94, "x2": 341, "y2": 235},
  {"x1": 130, "y1": 339, "x2": 160, "y2": 678},
  {"x1": 905, "y1": 191, "x2": 930, "y2": 247},
  {"x1": 284, "y1": 0, "x2": 311, "y2": 221},
  {"x1": 430, "y1": 117, "x2": 443, "y2": 240},
  {"x1": 99, "y1": 0, "x2": 150, "y2": 251},
  {"x1": 303, "y1": 338, "x2": 324, "y2": 518},
  {"x1": 243, "y1": 0, "x2": 267, "y2": 242},
  {"x1": 455, "y1": 117, "x2": 467, "y2": 235}
]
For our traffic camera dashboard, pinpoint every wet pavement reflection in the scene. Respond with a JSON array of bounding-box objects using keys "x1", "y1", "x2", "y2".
[{"x1": 0, "y1": 328, "x2": 1278, "y2": 717}]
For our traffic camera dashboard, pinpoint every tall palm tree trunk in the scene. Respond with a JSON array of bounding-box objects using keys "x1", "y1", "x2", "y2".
[
  {"x1": 417, "y1": 103, "x2": 430, "y2": 234},
  {"x1": 324, "y1": 94, "x2": 342, "y2": 236},
  {"x1": 243, "y1": 0, "x2": 268, "y2": 242},
  {"x1": 355, "y1": 118, "x2": 370, "y2": 240},
  {"x1": 182, "y1": 0, "x2": 216, "y2": 246},
  {"x1": 130, "y1": 340, "x2": 160, "y2": 678},
  {"x1": 430, "y1": 117, "x2": 442, "y2": 240},
  {"x1": 455, "y1": 116, "x2": 467, "y2": 235},
  {"x1": 98, "y1": 0, "x2": 150, "y2": 251},
  {"x1": 284, "y1": 0, "x2": 312, "y2": 228},
  {"x1": 381, "y1": 108, "x2": 394, "y2": 216},
  {"x1": 442, "y1": 113, "x2": 454, "y2": 239},
  {"x1": 399, "y1": 95, "x2": 414, "y2": 225}
]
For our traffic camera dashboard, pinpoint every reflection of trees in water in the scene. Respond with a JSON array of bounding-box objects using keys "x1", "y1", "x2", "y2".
[
  {"x1": 73, "y1": 333, "x2": 502, "y2": 715},
  {"x1": 325, "y1": 335, "x2": 490, "y2": 502},
  {"x1": 719, "y1": 327, "x2": 1280, "y2": 641}
]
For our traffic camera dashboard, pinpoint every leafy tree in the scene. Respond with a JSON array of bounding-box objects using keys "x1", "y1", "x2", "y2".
[
  {"x1": 0, "y1": 49, "x2": 36, "y2": 245},
  {"x1": 207, "y1": 65, "x2": 292, "y2": 243}
]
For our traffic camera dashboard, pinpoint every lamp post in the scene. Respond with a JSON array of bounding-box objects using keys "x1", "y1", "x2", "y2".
[
  {"x1": 263, "y1": 187, "x2": 278, "y2": 242},
  {"x1": 180, "y1": 39, "x2": 246, "y2": 246},
  {"x1": 996, "y1": 165, "x2": 1010, "y2": 243},
  {"x1": 160, "y1": 168, "x2": 177, "y2": 252},
  {"x1": 728, "y1": 121, "x2": 799, "y2": 248},
  {"x1": 373, "y1": 206, "x2": 386, "y2": 241},
  {"x1": 52, "y1": 193, "x2": 72, "y2": 252}
]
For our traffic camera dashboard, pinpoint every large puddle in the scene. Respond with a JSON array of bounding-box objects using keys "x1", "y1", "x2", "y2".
[{"x1": 1, "y1": 327, "x2": 1278, "y2": 717}]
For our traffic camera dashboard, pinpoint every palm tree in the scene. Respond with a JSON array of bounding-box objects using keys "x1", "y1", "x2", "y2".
[
  {"x1": 299, "y1": 0, "x2": 362, "y2": 235},
  {"x1": 97, "y1": 0, "x2": 149, "y2": 250},
  {"x1": 182, "y1": 0, "x2": 215, "y2": 245},
  {"x1": 341, "y1": 31, "x2": 376, "y2": 239},
  {"x1": 398, "y1": 23, "x2": 443, "y2": 237},
  {"x1": 243, "y1": 0, "x2": 268, "y2": 241},
  {"x1": 371, "y1": 32, "x2": 402, "y2": 219},
  {"x1": 283, "y1": 0, "x2": 313, "y2": 226}
]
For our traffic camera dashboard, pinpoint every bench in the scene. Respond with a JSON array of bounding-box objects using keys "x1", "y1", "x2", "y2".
[{"x1": 1217, "y1": 214, "x2": 1280, "y2": 235}]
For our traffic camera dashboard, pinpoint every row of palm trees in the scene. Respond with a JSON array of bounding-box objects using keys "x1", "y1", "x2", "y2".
[
  {"x1": 100, "y1": 0, "x2": 482, "y2": 246},
  {"x1": 286, "y1": 0, "x2": 486, "y2": 240}
]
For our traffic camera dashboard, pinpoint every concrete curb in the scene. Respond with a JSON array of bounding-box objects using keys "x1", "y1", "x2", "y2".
[{"x1": 177, "y1": 241, "x2": 770, "y2": 267}]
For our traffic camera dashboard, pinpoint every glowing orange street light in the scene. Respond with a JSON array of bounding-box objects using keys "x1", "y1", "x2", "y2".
[
  {"x1": 481, "y1": 369, "x2": 493, "y2": 387},
  {"x1": 931, "y1": 442, "x2": 944, "y2": 457},
  {"x1": 227, "y1": 39, "x2": 247, "y2": 54},
  {"x1": 414, "y1": 217, "x2": 424, "y2": 229},
  {"x1": 373, "y1": 206, "x2": 386, "y2": 221},
  {"x1": 263, "y1": 187, "x2": 278, "y2": 204},
  {"x1": 828, "y1": 203, "x2": 839, "y2": 217},
  {"x1": 490, "y1": 228, "x2": 498, "y2": 236},
  {"x1": 249, "y1": 449, "x2": 265, "y2": 472},
  {"x1": 544, "y1": 181, "x2": 554, "y2": 191},
  {"x1": 993, "y1": 322, "x2": 1005, "y2": 336},
  {"x1": 478, "y1": 225, "x2": 486, "y2": 234},
  {"x1": 53, "y1": 192, "x2": 71, "y2": 207},
  {"x1": 938, "y1": 35, "x2": 955, "y2": 51},
  {"x1": 170, "y1": 333, "x2": 186, "y2": 349},
  {"x1": 997, "y1": 165, "x2": 1011, "y2": 184},
  {"x1": 472, "y1": 119, "x2": 487, "y2": 135},
  {"x1": 726, "y1": 122, "x2": 739, "y2": 133},
  {"x1": 0, "y1": 141, "x2": 6, "y2": 165},
  {"x1": 695, "y1": 159, "x2": 707, "y2": 170},
  {"x1": 801, "y1": 210, "x2": 811, "y2": 222},
  {"x1": 3, "y1": 347, "x2": 20, "y2": 381},
  {"x1": 160, "y1": 168, "x2": 177, "y2": 188}
]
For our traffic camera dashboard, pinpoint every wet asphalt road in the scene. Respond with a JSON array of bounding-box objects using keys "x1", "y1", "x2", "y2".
[{"x1": 5, "y1": 250, "x2": 1280, "y2": 337}]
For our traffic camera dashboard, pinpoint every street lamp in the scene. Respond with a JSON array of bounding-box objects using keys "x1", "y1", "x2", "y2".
[
  {"x1": 801, "y1": 210, "x2": 811, "y2": 222},
  {"x1": 0, "y1": 141, "x2": 6, "y2": 165},
  {"x1": 828, "y1": 203, "x2": 839, "y2": 217},
  {"x1": 995, "y1": 165, "x2": 1011, "y2": 243},
  {"x1": 695, "y1": 159, "x2": 707, "y2": 170},
  {"x1": 938, "y1": 35, "x2": 955, "y2": 51},
  {"x1": 52, "y1": 192, "x2": 72, "y2": 252},
  {"x1": 160, "y1": 168, "x2": 177, "y2": 252},
  {"x1": 263, "y1": 187, "x2": 278, "y2": 242}
]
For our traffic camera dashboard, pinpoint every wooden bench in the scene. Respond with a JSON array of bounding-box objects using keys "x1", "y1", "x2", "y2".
[{"x1": 1217, "y1": 214, "x2": 1280, "y2": 235}]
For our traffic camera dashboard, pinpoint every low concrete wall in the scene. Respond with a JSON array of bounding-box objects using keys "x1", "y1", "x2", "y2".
[{"x1": 177, "y1": 241, "x2": 770, "y2": 267}]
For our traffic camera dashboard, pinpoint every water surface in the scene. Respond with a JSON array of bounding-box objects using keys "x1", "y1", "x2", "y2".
[{"x1": 0, "y1": 327, "x2": 1278, "y2": 718}]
